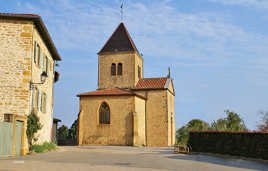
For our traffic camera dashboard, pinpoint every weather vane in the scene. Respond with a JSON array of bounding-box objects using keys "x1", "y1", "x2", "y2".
[{"x1": 120, "y1": 0, "x2": 125, "y2": 21}]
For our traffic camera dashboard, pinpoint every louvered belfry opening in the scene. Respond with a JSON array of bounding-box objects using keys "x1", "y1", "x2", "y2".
[
  {"x1": 118, "y1": 63, "x2": 123, "y2": 75},
  {"x1": 111, "y1": 63, "x2": 116, "y2": 76}
]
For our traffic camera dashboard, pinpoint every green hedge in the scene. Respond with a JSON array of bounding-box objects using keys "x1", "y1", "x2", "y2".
[
  {"x1": 31, "y1": 142, "x2": 57, "y2": 153},
  {"x1": 189, "y1": 131, "x2": 268, "y2": 160}
]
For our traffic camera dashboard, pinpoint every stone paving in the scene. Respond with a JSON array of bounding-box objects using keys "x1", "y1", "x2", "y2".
[{"x1": 0, "y1": 146, "x2": 267, "y2": 171}]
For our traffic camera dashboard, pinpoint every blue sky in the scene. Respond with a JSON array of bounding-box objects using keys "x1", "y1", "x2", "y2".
[{"x1": 1, "y1": 0, "x2": 268, "y2": 130}]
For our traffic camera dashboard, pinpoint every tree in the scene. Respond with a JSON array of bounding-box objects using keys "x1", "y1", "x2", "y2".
[
  {"x1": 57, "y1": 125, "x2": 69, "y2": 140},
  {"x1": 176, "y1": 119, "x2": 210, "y2": 145},
  {"x1": 26, "y1": 110, "x2": 42, "y2": 150},
  {"x1": 211, "y1": 119, "x2": 227, "y2": 131},
  {"x1": 187, "y1": 119, "x2": 210, "y2": 131},
  {"x1": 68, "y1": 119, "x2": 78, "y2": 140},
  {"x1": 211, "y1": 110, "x2": 247, "y2": 131},
  {"x1": 257, "y1": 111, "x2": 268, "y2": 132}
]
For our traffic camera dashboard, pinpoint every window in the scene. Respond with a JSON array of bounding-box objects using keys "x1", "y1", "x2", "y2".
[
  {"x1": 111, "y1": 63, "x2": 116, "y2": 76},
  {"x1": 99, "y1": 102, "x2": 110, "y2": 124},
  {"x1": 138, "y1": 66, "x2": 141, "y2": 79},
  {"x1": 118, "y1": 63, "x2": 122, "y2": 75}
]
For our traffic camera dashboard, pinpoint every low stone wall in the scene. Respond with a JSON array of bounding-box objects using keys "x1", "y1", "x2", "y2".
[{"x1": 189, "y1": 131, "x2": 268, "y2": 160}]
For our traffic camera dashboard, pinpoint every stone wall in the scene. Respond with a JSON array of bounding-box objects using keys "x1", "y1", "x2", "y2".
[
  {"x1": 78, "y1": 95, "x2": 135, "y2": 145},
  {"x1": 133, "y1": 96, "x2": 146, "y2": 146},
  {"x1": 134, "y1": 89, "x2": 175, "y2": 147},
  {"x1": 167, "y1": 81, "x2": 175, "y2": 146},
  {"x1": 98, "y1": 51, "x2": 143, "y2": 89},
  {"x1": 0, "y1": 19, "x2": 33, "y2": 121},
  {"x1": 0, "y1": 19, "x2": 55, "y2": 148}
]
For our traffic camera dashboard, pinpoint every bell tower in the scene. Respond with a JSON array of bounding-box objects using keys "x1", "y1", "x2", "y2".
[{"x1": 98, "y1": 23, "x2": 143, "y2": 89}]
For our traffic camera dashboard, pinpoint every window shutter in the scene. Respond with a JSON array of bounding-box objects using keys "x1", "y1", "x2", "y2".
[
  {"x1": 40, "y1": 93, "x2": 43, "y2": 112},
  {"x1": 38, "y1": 46, "x2": 42, "y2": 66},
  {"x1": 47, "y1": 58, "x2": 49, "y2": 75},
  {"x1": 44, "y1": 94, "x2": 47, "y2": 113},
  {"x1": 36, "y1": 89, "x2": 39, "y2": 110},
  {"x1": 42, "y1": 55, "x2": 46, "y2": 72},
  {"x1": 32, "y1": 88, "x2": 35, "y2": 110},
  {"x1": 34, "y1": 41, "x2": 37, "y2": 63}
]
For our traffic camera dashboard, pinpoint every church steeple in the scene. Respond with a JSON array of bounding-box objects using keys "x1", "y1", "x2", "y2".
[
  {"x1": 98, "y1": 23, "x2": 138, "y2": 54},
  {"x1": 98, "y1": 23, "x2": 143, "y2": 90}
]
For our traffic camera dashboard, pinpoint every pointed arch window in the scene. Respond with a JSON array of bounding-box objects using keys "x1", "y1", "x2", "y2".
[
  {"x1": 118, "y1": 63, "x2": 123, "y2": 75},
  {"x1": 99, "y1": 102, "x2": 110, "y2": 124},
  {"x1": 111, "y1": 63, "x2": 116, "y2": 76}
]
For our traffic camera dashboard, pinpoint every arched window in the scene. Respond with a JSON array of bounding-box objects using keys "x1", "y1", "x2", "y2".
[
  {"x1": 99, "y1": 102, "x2": 110, "y2": 124},
  {"x1": 117, "y1": 63, "x2": 123, "y2": 75},
  {"x1": 111, "y1": 63, "x2": 116, "y2": 76}
]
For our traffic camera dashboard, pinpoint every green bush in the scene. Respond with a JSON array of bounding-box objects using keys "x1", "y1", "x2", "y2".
[{"x1": 31, "y1": 142, "x2": 57, "y2": 153}]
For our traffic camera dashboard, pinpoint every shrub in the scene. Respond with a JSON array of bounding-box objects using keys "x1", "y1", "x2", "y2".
[
  {"x1": 27, "y1": 110, "x2": 42, "y2": 150},
  {"x1": 31, "y1": 142, "x2": 57, "y2": 153}
]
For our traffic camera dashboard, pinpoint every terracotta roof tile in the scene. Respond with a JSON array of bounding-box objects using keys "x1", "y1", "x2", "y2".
[
  {"x1": 135, "y1": 77, "x2": 169, "y2": 89},
  {"x1": 78, "y1": 88, "x2": 135, "y2": 96}
]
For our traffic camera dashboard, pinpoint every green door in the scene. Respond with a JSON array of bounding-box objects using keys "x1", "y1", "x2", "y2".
[
  {"x1": 0, "y1": 122, "x2": 13, "y2": 156},
  {"x1": 15, "y1": 121, "x2": 22, "y2": 156}
]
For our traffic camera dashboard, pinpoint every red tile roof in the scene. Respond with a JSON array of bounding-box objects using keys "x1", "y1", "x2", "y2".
[
  {"x1": 77, "y1": 88, "x2": 146, "y2": 100},
  {"x1": 135, "y1": 77, "x2": 169, "y2": 89}
]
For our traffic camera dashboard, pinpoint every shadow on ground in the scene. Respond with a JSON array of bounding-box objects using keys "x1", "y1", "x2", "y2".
[{"x1": 167, "y1": 154, "x2": 268, "y2": 171}]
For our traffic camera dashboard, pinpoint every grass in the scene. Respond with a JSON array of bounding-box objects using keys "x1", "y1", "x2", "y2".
[{"x1": 31, "y1": 142, "x2": 57, "y2": 153}]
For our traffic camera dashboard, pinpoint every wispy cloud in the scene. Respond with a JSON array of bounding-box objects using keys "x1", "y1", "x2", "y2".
[
  {"x1": 207, "y1": 0, "x2": 268, "y2": 9},
  {"x1": 16, "y1": 0, "x2": 268, "y2": 69}
]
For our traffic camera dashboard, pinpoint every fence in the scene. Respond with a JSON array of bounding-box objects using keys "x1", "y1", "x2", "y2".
[{"x1": 189, "y1": 131, "x2": 268, "y2": 160}]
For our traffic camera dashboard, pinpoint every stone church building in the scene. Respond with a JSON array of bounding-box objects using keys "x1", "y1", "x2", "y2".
[{"x1": 77, "y1": 23, "x2": 175, "y2": 147}]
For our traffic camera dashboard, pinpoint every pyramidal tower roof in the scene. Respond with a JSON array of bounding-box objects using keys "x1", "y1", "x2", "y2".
[{"x1": 98, "y1": 22, "x2": 138, "y2": 54}]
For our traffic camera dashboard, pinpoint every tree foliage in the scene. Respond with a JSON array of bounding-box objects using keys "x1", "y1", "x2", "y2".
[
  {"x1": 176, "y1": 119, "x2": 210, "y2": 145},
  {"x1": 27, "y1": 110, "x2": 42, "y2": 150},
  {"x1": 258, "y1": 111, "x2": 268, "y2": 132},
  {"x1": 57, "y1": 125, "x2": 69, "y2": 140},
  {"x1": 176, "y1": 110, "x2": 248, "y2": 145},
  {"x1": 211, "y1": 110, "x2": 247, "y2": 131},
  {"x1": 68, "y1": 119, "x2": 78, "y2": 140}
]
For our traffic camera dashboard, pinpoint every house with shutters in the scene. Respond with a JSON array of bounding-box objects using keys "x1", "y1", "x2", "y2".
[
  {"x1": 77, "y1": 23, "x2": 175, "y2": 147},
  {"x1": 0, "y1": 13, "x2": 61, "y2": 155}
]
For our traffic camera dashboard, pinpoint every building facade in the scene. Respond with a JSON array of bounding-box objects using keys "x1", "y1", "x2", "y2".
[
  {"x1": 0, "y1": 13, "x2": 61, "y2": 154},
  {"x1": 78, "y1": 23, "x2": 175, "y2": 147}
]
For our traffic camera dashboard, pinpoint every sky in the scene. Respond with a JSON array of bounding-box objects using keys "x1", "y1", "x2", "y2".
[{"x1": 1, "y1": 0, "x2": 268, "y2": 130}]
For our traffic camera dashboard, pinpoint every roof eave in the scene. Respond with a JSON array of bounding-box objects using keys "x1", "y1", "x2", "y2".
[{"x1": 0, "y1": 13, "x2": 62, "y2": 61}]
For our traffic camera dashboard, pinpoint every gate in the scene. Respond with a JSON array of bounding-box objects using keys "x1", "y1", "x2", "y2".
[
  {"x1": 0, "y1": 122, "x2": 13, "y2": 156},
  {"x1": 15, "y1": 121, "x2": 22, "y2": 155}
]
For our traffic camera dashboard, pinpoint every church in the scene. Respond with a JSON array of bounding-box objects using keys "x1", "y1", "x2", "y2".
[{"x1": 77, "y1": 23, "x2": 175, "y2": 147}]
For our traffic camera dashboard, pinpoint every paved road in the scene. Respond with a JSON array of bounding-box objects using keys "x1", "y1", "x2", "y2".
[{"x1": 0, "y1": 146, "x2": 268, "y2": 171}]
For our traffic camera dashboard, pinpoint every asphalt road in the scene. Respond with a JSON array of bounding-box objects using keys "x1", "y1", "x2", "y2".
[{"x1": 0, "y1": 146, "x2": 268, "y2": 171}]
